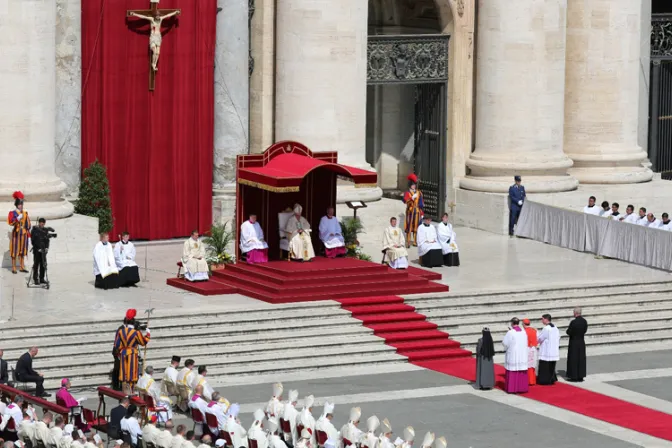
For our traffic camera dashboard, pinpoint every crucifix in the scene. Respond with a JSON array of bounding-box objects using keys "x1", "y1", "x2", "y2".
[{"x1": 127, "y1": 0, "x2": 181, "y2": 91}]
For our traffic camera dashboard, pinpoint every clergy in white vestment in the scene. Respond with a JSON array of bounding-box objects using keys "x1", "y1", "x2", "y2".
[
  {"x1": 114, "y1": 231, "x2": 140, "y2": 287},
  {"x1": 189, "y1": 385, "x2": 210, "y2": 435},
  {"x1": 248, "y1": 409, "x2": 269, "y2": 448},
  {"x1": 619, "y1": 205, "x2": 639, "y2": 224},
  {"x1": 416, "y1": 216, "x2": 443, "y2": 268},
  {"x1": 205, "y1": 392, "x2": 229, "y2": 435},
  {"x1": 383, "y1": 217, "x2": 409, "y2": 270},
  {"x1": 645, "y1": 213, "x2": 662, "y2": 228},
  {"x1": 537, "y1": 313, "x2": 560, "y2": 385},
  {"x1": 265, "y1": 382, "x2": 284, "y2": 418},
  {"x1": 224, "y1": 404, "x2": 248, "y2": 448},
  {"x1": 502, "y1": 318, "x2": 529, "y2": 394},
  {"x1": 33, "y1": 412, "x2": 53, "y2": 447},
  {"x1": 284, "y1": 204, "x2": 316, "y2": 262},
  {"x1": 58, "y1": 424, "x2": 74, "y2": 448},
  {"x1": 296, "y1": 395, "x2": 316, "y2": 448},
  {"x1": 161, "y1": 355, "x2": 181, "y2": 397},
  {"x1": 240, "y1": 213, "x2": 269, "y2": 264},
  {"x1": 319, "y1": 207, "x2": 346, "y2": 258},
  {"x1": 142, "y1": 416, "x2": 162, "y2": 447},
  {"x1": 190, "y1": 366, "x2": 215, "y2": 401},
  {"x1": 582, "y1": 196, "x2": 601, "y2": 216},
  {"x1": 433, "y1": 436, "x2": 447, "y2": 448},
  {"x1": 420, "y1": 432, "x2": 435, "y2": 448},
  {"x1": 360, "y1": 416, "x2": 379, "y2": 448},
  {"x1": 18, "y1": 414, "x2": 36, "y2": 445},
  {"x1": 177, "y1": 360, "x2": 196, "y2": 411},
  {"x1": 136, "y1": 366, "x2": 173, "y2": 421},
  {"x1": 340, "y1": 407, "x2": 363, "y2": 447},
  {"x1": 48, "y1": 417, "x2": 66, "y2": 447},
  {"x1": 315, "y1": 402, "x2": 340, "y2": 448},
  {"x1": 637, "y1": 208, "x2": 648, "y2": 225},
  {"x1": 598, "y1": 201, "x2": 611, "y2": 217},
  {"x1": 295, "y1": 428, "x2": 313, "y2": 448},
  {"x1": 281, "y1": 389, "x2": 299, "y2": 444},
  {"x1": 437, "y1": 213, "x2": 460, "y2": 267},
  {"x1": 267, "y1": 418, "x2": 289, "y2": 448},
  {"x1": 399, "y1": 427, "x2": 414, "y2": 448},
  {"x1": 182, "y1": 230, "x2": 209, "y2": 282},
  {"x1": 377, "y1": 418, "x2": 394, "y2": 448},
  {"x1": 660, "y1": 213, "x2": 672, "y2": 230},
  {"x1": 1, "y1": 396, "x2": 25, "y2": 432},
  {"x1": 93, "y1": 233, "x2": 120, "y2": 290},
  {"x1": 607, "y1": 203, "x2": 622, "y2": 220}
]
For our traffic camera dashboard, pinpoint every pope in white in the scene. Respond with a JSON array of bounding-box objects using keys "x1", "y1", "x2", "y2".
[
  {"x1": 382, "y1": 217, "x2": 409, "y2": 269},
  {"x1": 240, "y1": 213, "x2": 269, "y2": 264},
  {"x1": 436, "y1": 213, "x2": 460, "y2": 267},
  {"x1": 284, "y1": 204, "x2": 315, "y2": 261},
  {"x1": 319, "y1": 207, "x2": 346, "y2": 258},
  {"x1": 93, "y1": 232, "x2": 120, "y2": 290},
  {"x1": 416, "y1": 216, "x2": 443, "y2": 268},
  {"x1": 502, "y1": 318, "x2": 529, "y2": 394},
  {"x1": 114, "y1": 231, "x2": 140, "y2": 287},
  {"x1": 182, "y1": 230, "x2": 209, "y2": 282}
]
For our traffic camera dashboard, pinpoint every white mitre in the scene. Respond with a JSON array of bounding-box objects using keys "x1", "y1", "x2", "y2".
[
  {"x1": 349, "y1": 407, "x2": 362, "y2": 423},
  {"x1": 367, "y1": 416, "x2": 380, "y2": 433},
  {"x1": 403, "y1": 427, "x2": 415, "y2": 443},
  {"x1": 421, "y1": 432, "x2": 435, "y2": 448}
]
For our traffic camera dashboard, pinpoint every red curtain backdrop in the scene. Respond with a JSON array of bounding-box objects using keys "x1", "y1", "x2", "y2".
[{"x1": 82, "y1": 0, "x2": 215, "y2": 240}]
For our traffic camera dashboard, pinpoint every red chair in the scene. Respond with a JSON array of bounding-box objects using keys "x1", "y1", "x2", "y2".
[
  {"x1": 82, "y1": 408, "x2": 108, "y2": 432},
  {"x1": 143, "y1": 394, "x2": 169, "y2": 425},
  {"x1": 249, "y1": 440, "x2": 259, "y2": 448},
  {"x1": 343, "y1": 438, "x2": 352, "y2": 447},
  {"x1": 296, "y1": 424, "x2": 304, "y2": 437},
  {"x1": 316, "y1": 430, "x2": 328, "y2": 447},
  {"x1": 279, "y1": 419, "x2": 292, "y2": 443},
  {"x1": 222, "y1": 431, "x2": 234, "y2": 448},
  {"x1": 191, "y1": 408, "x2": 205, "y2": 432},
  {"x1": 205, "y1": 413, "x2": 219, "y2": 431}
]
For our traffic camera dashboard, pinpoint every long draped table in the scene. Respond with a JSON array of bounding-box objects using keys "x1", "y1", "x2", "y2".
[{"x1": 515, "y1": 200, "x2": 672, "y2": 271}]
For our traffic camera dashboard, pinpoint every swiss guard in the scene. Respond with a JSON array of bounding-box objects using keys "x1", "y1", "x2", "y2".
[
  {"x1": 7, "y1": 191, "x2": 31, "y2": 274},
  {"x1": 113, "y1": 309, "x2": 151, "y2": 394}
]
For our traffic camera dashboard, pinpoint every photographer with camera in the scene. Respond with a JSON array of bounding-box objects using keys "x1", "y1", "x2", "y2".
[{"x1": 30, "y1": 218, "x2": 56, "y2": 286}]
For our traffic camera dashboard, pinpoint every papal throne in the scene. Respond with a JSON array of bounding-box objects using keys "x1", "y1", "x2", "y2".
[{"x1": 278, "y1": 211, "x2": 293, "y2": 260}]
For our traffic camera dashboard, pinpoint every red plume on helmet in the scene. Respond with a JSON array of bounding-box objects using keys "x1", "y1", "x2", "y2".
[
  {"x1": 12, "y1": 191, "x2": 24, "y2": 201},
  {"x1": 407, "y1": 173, "x2": 418, "y2": 184}
]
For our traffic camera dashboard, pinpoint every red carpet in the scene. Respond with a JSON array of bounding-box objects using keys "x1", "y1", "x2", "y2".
[
  {"x1": 337, "y1": 295, "x2": 472, "y2": 362},
  {"x1": 414, "y1": 358, "x2": 672, "y2": 441},
  {"x1": 166, "y1": 258, "x2": 448, "y2": 303}
]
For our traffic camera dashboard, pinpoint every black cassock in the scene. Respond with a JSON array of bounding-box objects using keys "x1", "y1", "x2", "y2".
[{"x1": 566, "y1": 316, "x2": 588, "y2": 381}]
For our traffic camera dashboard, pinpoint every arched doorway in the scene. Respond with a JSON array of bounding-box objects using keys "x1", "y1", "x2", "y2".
[{"x1": 365, "y1": 0, "x2": 452, "y2": 219}]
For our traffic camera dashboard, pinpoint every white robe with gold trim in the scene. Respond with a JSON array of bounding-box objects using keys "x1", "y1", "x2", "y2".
[
  {"x1": 285, "y1": 215, "x2": 315, "y2": 260},
  {"x1": 136, "y1": 373, "x2": 173, "y2": 420},
  {"x1": 182, "y1": 238, "x2": 209, "y2": 281},
  {"x1": 383, "y1": 226, "x2": 408, "y2": 269}
]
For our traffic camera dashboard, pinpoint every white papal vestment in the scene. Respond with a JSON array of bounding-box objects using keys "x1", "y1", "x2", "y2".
[{"x1": 182, "y1": 238, "x2": 209, "y2": 281}]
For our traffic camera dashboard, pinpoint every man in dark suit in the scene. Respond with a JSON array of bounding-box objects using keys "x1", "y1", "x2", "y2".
[
  {"x1": 508, "y1": 175, "x2": 526, "y2": 236},
  {"x1": 15, "y1": 346, "x2": 49, "y2": 397},
  {"x1": 109, "y1": 396, "x2": 130, "y2": 439},
  {"x1": 0, "y1": 349, "x2": 11, "y2": 386}
]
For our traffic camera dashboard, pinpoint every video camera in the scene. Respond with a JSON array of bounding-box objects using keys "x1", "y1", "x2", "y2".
[
  {"x1": 43, "y1": 226, "x2": 58, "y2": 239},
  {"x1": 130, "y1": 318, "x2": 148, "y2": 331}
]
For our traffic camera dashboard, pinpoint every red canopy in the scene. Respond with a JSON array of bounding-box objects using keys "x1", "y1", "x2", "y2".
[{"x1": 237, "y1": 141, "x2": 377, "y2": 192}]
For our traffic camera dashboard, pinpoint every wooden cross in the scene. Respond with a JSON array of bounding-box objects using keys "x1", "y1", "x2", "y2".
[{"x1": 126, "y1": 0, "x2": 181, "y2": 91}]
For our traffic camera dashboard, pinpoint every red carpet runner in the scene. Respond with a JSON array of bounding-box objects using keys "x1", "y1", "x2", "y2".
[{"x1": 341, "y1": 295, "x2": 672, "y2": 442}]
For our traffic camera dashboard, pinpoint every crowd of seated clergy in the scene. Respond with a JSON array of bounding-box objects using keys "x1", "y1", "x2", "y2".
[
  {"x1": 582, "y1": 196, "x2": 672, "y2": 230},
  {"x1": 93, "y1": 232, "x2": 141, "y2": 290}
]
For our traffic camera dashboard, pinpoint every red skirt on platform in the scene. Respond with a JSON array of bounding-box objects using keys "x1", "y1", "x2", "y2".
[
  {"x1": 504, "y1": 370, "x2": 529, "y2": 394},
  {"x1": 246, "y1": 248, "x2": 268, "y2": 264},
  {"x1": 325, "y1": 246, "x2": 346, "y2": 258}
]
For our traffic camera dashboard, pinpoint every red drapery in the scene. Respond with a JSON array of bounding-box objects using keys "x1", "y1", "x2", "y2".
[{"x1": 82, "y1": 0, "x2": 215, "y2": 240}]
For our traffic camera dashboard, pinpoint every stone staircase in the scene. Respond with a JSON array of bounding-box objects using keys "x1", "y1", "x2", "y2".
[{"x1": 4, "y1": 280, "x2": 672, "y2": 392}]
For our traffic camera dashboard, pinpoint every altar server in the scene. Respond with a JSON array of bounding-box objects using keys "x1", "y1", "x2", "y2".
[
  {"x1": 378, "y1": 419, "x2": 394, "y2": 448},
  {"x1": 94, "y1": 232, "x2": 120, "y2": 289},
  {"x1": 319, "y1": 207, "x2": 346, "y2": 258},
  {"x1": 360, "y1": 416, "x2": 379, "y2": 448},
  {"x1": 240, "y1": 213, "x2": 269, "y2": 264},
  {"x1": 137, "y1": 366, "x2": 173, "y2": 421},
  {"x1": 340, "y1": 407, "x2": 362, "y2": 446},
  {"x1": 502, "y1": 318, "x2": 529, "y2": 394},
  {"x1": 619, "y1": 205, "x2": 638, "y2": 224},
  {"x1": 608, "y1": 202, "x2": 621, "y2": 220},
  {"x1": 285, "y1": 204, "x2": 315, "y2": 262},
  {"x1": 266, "y1": 383, "x2": 284, "y2": 418},
  {"x1": 224, "y1": 404, "x2": 248, "y2": 448},
  {"x1": 182, "y1": 230, "x2": 209, "y2": 281},
  {"x1": 296, "y1": 395, "x2": 316, "y2": 447},
  {"x1": 660, "y1": 213, "x2": 672, "y2": 230},
  {"x1": 598, "y1": 201, "x2": 611, "y2": 217},
  {"x1": 114, "y1": 231, "x2": 140, "y2": 287},
  {"x1": 282, "y1": 389, "x2": 300, "y2": 444},
  {"x1": 437, "y1": 213, "x2": 460, "y2": 267},
  {"x1": 416, "y1": 216, "x2": 443, "y2": 268},
  {"x1": 537, "y1": 314, "x2": 560, "y2": 385},
  {"x1": 637, "y1": 207, "x2": 648, "y2": 225},
  {"x1": 645, "y1": 213, "x2": 661, "y2": 228},
  {"x1": 315, "y1": 402, "x2": 339, "y2": 446},
  {"x1": 582, "y1": 196, "x2": 601, "y2": 215},
  {"x1": 382, "y1": 217, "x2": 409, "y2": 269}
]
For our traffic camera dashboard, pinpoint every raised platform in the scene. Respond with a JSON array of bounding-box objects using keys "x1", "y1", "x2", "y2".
[{"x1": 166, "y1": 257, "x2": 448, "y2": 303}]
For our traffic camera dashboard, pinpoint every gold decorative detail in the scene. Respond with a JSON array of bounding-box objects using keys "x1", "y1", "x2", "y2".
[
  {"x1": 238, "y1": 178, "x2": 300, "y2": 193},
  {"x1": 355, "y1": 183, "x2": 378, "y2": 188}
]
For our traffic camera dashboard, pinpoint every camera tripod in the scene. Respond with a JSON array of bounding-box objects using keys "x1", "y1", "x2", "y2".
[{"x1": 26, "y1": 248, "x2": 50, "y2": 289}]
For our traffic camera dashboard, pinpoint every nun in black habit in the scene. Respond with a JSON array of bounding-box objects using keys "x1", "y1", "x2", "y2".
[{"x1": 475, "y1": 327, "x2": 496, "y2": 389}]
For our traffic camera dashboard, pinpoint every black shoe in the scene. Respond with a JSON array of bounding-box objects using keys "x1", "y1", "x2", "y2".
[{"x1": 39, "y1": 392, "x2": 51, "y2": 398}]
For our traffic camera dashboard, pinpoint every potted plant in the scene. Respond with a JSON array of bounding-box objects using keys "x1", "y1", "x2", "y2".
[
  {"x1": 339, "y1": 217, "x2": 372, "y2": 261},
  {"x1": 203, "y1": 221, "x2": 235, "y2": 270}
]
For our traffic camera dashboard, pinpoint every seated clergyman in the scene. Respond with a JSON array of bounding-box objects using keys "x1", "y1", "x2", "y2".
[
  {"x1": 437, "y1": 213, "x2": 460, "y2": 267},
  {"x1": 383, "y1": 217, "x2": 408, "y2": 269},
  {"x1": 285, "y1": 204, "x2": 315, "y2": 262},
  {"x1": 94, "y1": 232, "x2": 120, "y2": 290},
  {"x1": 114, "y1": 231, "x2": 140, "y2": 287},
  {"x1": 417, "y1": 216, "x2": 443, "y2": 268},
  {"x1": 319, "y1": 207, "x2": 346, "y2": 258},
  {"x1": 240, "y1": 213, "x2": 269, "y2": 264},
  {"x1": 182, "y1": 230, "x2": 209, "y2": 282}
]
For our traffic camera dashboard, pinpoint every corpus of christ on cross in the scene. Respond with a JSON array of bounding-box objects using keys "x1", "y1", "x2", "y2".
[{"x1": 126, "y1": 0, "x2": 181, "y2": 91}]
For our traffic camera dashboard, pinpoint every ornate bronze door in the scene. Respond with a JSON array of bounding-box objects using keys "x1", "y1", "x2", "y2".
[{"x1": 650, "y1": 14, "x2": 672, "y2": 178}]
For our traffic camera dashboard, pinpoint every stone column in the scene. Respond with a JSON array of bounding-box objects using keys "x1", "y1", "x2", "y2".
[
  {"x1": 212, "y1": 0, "x2": 249, "y2": 225},
  {"x1": 460, "y1": 0, "x2": 578, "y2": 193},
  {"x1": 563, "y1": 0, "x2": 652, "y2": 183},
  {"x1": 0, "y1": 0, "x2": 73, "y2": 219},
  {"x1": 274, "y1": 0, "x2": 382, "y2": 202},
  {"x1": 249, "y1": 0, "x2": 275, "y2": 154}
]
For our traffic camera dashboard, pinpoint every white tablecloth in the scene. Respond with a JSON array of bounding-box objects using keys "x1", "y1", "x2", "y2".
[{"x1": 515, "y1": 201, "x2": 672, "y2": 271}]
